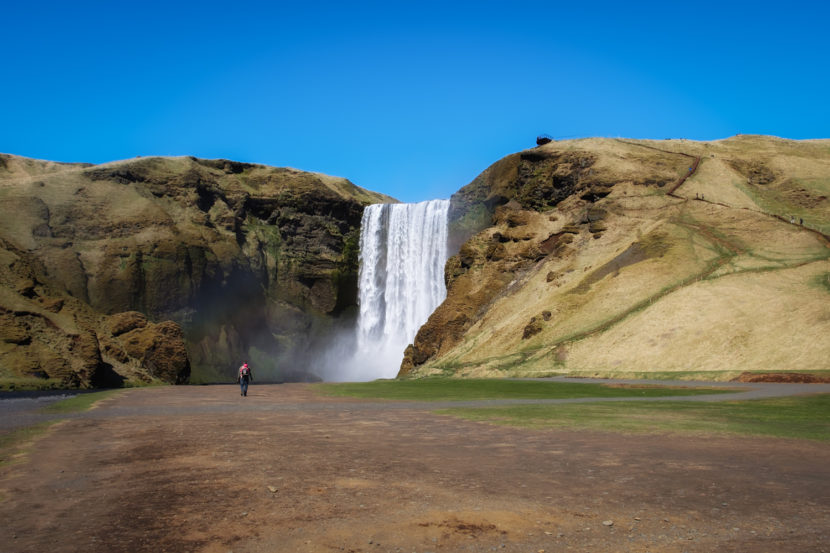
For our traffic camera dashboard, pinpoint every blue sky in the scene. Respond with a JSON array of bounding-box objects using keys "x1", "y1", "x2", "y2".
[{"x1": 2, "y1": 1, "x2": 828, "y2": 202}]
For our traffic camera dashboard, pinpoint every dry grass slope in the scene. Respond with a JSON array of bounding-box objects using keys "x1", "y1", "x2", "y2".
[{"x1": 408, "y1": 136, "x2": 830, "y2": 381}]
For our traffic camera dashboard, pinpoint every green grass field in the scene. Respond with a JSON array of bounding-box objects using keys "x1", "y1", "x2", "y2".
[
  {"x1": 0, "y1": 422, "x2": 53, "y2": 469},
  {"x1": 315, "y1": 378, "x2": 731, "y2": 401},
  {"x1": 554, "y1": 369, "x2": 830, "y2": 382},
  {"x1": 39, "y1": 390, "x2": 121, "y2": 413},
  {"x1": 439, "y1": 394, "x2": 830, "y2": 441},
  {"x1": 0, "y1": 390, "x2": 122, "y2": 472},
  {"x1": 316, "y1": 379, "x2": 828, "y2": 441},
  {"x1": 0, "y1": 377, "x2": 67, "y2": 391}
]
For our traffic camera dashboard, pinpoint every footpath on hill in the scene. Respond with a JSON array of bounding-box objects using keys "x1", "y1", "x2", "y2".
[{"x1": 1, "y1": 383, "x2": 829, "y2": 553}]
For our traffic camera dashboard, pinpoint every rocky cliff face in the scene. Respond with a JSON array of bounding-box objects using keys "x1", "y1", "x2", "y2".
[
  {"x1": 0, "y1": 154, "x2": 392, "y2": 387},
  {"x1": 402, "y1": 136, "x2": 830, "y2": 380}
]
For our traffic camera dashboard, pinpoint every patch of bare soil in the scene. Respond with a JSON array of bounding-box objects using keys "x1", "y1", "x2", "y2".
[
  {"x1": 733, "y1": 372, "x2": 830, "y2": 383},
  {"x1": 1, "y1": 384, "x2": 828, "y2": 553},
  {"x1": 782, "y1": 186, "x2": 828, "y2": 209}
]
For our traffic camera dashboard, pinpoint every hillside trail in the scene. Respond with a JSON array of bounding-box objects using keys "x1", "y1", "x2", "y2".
[
  {"x1": 692, "y1": 195, "x2": 830, "y2": 244},
  {"x1": 614, "y1": 138, "x2": 830, "y2": 241},
  {"x1": 612, "y1": 139, "x2": 701, "y2": 198},
  {"x1": 1, "y1": 383, "x2": 828, "y2": 553}
]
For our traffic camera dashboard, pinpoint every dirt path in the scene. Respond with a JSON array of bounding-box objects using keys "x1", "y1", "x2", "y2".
[
  {"x1": 612, "y1": 138, "x2": 701, "y2": 197},
  {"x1": 1, "y1": 384, "x2": 829, "y2": 552}
]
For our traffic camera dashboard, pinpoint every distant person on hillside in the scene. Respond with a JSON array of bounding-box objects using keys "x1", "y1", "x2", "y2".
[{"x1": 238, "y1": 362, "x2": 253, "y2": 397}]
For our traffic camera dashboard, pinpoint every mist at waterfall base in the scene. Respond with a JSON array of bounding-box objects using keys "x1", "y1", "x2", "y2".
[{"x1": 315, "y1": 200, "x2": 450, "y2": 382}]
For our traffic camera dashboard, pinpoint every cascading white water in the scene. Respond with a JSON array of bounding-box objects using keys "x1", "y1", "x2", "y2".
[{"x1": 350, "y1": 199, "x2": 450, "y2": 380}]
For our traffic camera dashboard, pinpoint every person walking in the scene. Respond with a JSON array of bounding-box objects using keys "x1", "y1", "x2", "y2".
[{"x1": 238, "y1": 362, "x2": 253, "y2": 397}]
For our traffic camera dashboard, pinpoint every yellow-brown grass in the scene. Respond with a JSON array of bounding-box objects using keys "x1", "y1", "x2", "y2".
[{"x1": 411, "y1": 136, "x2": 830, "y2": 380}]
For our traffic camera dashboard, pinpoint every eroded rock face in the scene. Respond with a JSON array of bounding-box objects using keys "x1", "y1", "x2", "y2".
[
  {"x1": 0, "y1": 154, "x2": 392, "y2": 386},
  {"x1": 0, "y1": 238, "x2": 190, "y2": 387},
  {"x1": 100, "y1": 312, "x2": 190, "y2": 384}
]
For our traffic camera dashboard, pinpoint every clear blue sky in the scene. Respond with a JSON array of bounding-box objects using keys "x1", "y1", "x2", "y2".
[{"x1": 2, "y1": 0, "x2": 828, "y2": 202}]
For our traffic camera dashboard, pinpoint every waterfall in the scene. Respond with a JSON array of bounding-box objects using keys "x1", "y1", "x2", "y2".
[{"x1": 342, "y1": 199, "x2": 450, "y2": 380}]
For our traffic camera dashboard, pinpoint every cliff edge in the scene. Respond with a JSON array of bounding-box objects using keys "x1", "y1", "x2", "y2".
[{"x1": 0, "y1": 154, "x2": 392, "y2": 388}]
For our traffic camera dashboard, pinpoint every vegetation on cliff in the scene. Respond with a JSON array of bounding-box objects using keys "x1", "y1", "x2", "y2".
[
  {"x1": 0, "y1": 154, "x2": 392, "y2": 388},
  {"x1": 402, "y1": 136, "x2": 830, "y2": 380}
]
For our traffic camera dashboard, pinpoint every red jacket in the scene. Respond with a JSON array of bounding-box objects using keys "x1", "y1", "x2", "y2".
[{"x1": 238, "y1": 364, "x2": 252, "y2": 381}]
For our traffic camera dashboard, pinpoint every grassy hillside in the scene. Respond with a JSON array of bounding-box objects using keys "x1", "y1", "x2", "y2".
[{"x1": 404, "y1": 136, "x2": 830, "y2": 381}]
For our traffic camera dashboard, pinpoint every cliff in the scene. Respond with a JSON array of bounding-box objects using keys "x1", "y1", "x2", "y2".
[
  {"x1": 0, "y1": 154, "x2": 393, "y2": 388},
  {"x1": 401, "y1": 136, "x2": 830, "y2": 380}
]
